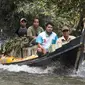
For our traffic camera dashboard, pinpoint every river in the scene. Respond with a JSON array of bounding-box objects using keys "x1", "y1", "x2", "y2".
[
  {"x1": 0, "y1": 63, "x2": 84, "y2": 85},
  {"x1": 0, "y1": 41, "x2": 85, "y2": 85}
]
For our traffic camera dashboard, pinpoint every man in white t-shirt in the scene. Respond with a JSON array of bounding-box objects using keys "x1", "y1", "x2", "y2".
[
  {"x1": 36, "y1": 22, "x2": 58, "y2": 55},
  {"x1": 57, "y1": 26, "x2": 76, "y2": 48}
]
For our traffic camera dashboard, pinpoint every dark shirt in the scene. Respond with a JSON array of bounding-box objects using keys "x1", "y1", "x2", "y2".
[{"x1": 18, "y1": 27, "x2": 27, "y2": 37}]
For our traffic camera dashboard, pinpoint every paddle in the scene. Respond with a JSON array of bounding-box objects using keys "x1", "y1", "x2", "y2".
[
  {"x1": 20, "y1": 42, "x2": 24, "y2": 58},
  {"x1": 20, "y1": 47, "x2": 23, "y2": 58},
  {"x1": 75, "y1": 29, "x2": 85, "y2": 71}
]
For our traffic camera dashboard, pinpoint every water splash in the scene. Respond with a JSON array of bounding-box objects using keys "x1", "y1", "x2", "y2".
[
  {"x1": 75, "y1": 61, "x2": 85, "y2": 77},
  {"x1": 0, "y1": 64, "x2": 55, "y2": 74}
]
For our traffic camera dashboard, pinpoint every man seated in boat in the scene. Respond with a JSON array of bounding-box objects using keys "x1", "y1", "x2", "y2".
[
  {"x1": 36, "y1": 22, "x2": 58, "y2": 56},
  {"x1": 26, "y1": 17, "x2": 44, "y2": 55},
  {"x1": 27, "y1": 17, "x2": 44, "y2": 43},
  {"x1": 16, "y1": 18, "x2": 27, "y2": 37},
  {"x1": 57, "y1": 26, "x2": 76, "y2": 48}
]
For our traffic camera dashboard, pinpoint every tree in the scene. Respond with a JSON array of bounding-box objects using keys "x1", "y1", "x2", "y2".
[{"x1": 0, "y1": 0, "x2": 85, "y2": 37}]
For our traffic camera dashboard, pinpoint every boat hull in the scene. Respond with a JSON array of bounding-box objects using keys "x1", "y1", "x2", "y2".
[{"x1": 3, "y1": 36, "x2": 81, "y2": 69}]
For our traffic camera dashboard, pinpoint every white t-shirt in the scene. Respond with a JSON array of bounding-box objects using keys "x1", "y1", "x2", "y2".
[{"x1": 36, "y1": 31, "x2": 58, "y2": 51}]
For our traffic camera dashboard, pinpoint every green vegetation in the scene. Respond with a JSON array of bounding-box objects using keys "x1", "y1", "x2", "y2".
[
  {"x1": 1, "y1": 37, "x2": 29, "y2": 56},
  {"x1": 0, "y1": 0, "x2": 85, "y2": 55},
  {"x1": 0, "y1": 0, "x2": 85, "y2": 37}
]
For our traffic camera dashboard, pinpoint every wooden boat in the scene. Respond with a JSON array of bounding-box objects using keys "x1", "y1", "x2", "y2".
[{"x1": 0, "y1": 36, "x2": 82, "y2": 70}]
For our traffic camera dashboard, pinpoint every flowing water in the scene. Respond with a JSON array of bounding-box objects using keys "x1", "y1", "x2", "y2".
[
  {"x1": 0, "y1": 41, "x2": 85, "y2": 85},
  {"x1": 0, "y1": 63, "x2": 84, "y2": 85}
]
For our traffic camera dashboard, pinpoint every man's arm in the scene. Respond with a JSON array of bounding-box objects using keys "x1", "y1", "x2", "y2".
[
  {"x1": 38, "y1": 43, "x2": 47, "y2": 54},
  {"x1": 36, "y1": 34, "x2": 47, "y2": 54}
]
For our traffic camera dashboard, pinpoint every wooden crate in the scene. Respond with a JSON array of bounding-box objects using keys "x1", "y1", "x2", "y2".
[{"x1": 23, "y1": 45, "x2": 37, "y2": 57}]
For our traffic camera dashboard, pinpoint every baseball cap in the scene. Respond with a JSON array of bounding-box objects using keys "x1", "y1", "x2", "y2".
[
  {"x1": 62, "y1": 26, "x2": 69, "y2": 31},
  {"x1": 20, "y1": 18, "x2": 27, "y2": 22}
]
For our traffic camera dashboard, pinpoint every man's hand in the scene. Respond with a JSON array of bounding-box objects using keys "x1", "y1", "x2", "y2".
[{"x1": 38, "y1": 43, "x2": 47, "y2": 54}]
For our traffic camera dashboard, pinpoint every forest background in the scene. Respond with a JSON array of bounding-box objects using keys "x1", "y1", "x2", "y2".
[{"x1": 0, "y1": 0, "x2": 85, "y2": 39}]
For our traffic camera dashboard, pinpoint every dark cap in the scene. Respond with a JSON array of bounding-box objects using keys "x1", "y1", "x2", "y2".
[
  {"x1": 62, "y1": 26, "x2": 69, "y2": 31},
  {"x1": 20, "y1": 18, "x2": 27, "y2": 22}
]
